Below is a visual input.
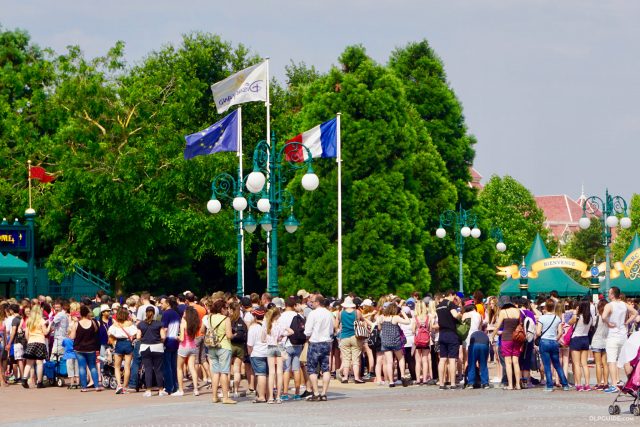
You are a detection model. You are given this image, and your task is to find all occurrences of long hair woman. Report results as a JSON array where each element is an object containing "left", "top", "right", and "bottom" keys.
[
  {"left": 569, "top": 299, "right": 593, "bottom": 391},
  {"left": 413, "top": 300, "right": 432, "bottom": 384},
  {"left": 21, "top": 304, "right": 50, "bottom": 388},
  {"left": 591, "top": 299, "right": 609, "bottom": 389},
  {"left": 107, "top": 307, "right": 138, "bottom": 394},
  {"left": 262, "top": 306, "right": 292, "bottom": 403},
  {"left": 137, "top": 306, "right": 166, "bottom": 397},
  {"left": 174, "top": 306, "right": 200, "bottom": 396},
  {"left": 490, "top": 296, "right": 522, "bottom": 390},
  {"left": 202, "top": 299, "right": 235, "bottom": 404},
  {"left": 70, "top": 305, "right": 103, "bottom": 391}
]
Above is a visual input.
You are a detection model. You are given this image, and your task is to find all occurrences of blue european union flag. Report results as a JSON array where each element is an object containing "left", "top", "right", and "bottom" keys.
[{"left": 184, "top": 109, "right": 239, "bottom": 160}]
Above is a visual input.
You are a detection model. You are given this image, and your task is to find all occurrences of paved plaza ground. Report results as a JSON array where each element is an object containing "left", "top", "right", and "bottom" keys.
[{"left": 2, "top": 378, "right": 637, "bottom": 427}]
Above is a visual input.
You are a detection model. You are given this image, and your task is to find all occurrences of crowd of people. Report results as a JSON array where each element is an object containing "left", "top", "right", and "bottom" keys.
[{"left": 1, "top": 286, "right": 640, "bottom": 404}]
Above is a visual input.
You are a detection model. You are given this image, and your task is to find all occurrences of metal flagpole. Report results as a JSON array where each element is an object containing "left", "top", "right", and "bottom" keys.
[
  {"left": 337, "top": 113, "right": 342, "bottom": 299},
  {"left": 265, "top": 58, "right": 271, "bottom": 293},
  {"left": 238, "top": 107, "right": 245, "bottom": 296},
  {"left": 27, "top": 160, "right": 32, "bottom": 209}
]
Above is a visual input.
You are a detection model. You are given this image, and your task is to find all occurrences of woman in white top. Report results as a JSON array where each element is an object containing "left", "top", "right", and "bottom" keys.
[
  {"left": 568, "top": 300, "right": 594, "bottom": 391},
  {"left": 262, "top": 307, "right": 292, "bottom": 404},
  {"left": 399, "top": 306, "right": 416, "bottom": 382},
  {"left": 107, "top": 307, "right": 138, "bottom": 394},
  {"left": 590, "top": 299, "right": 609, "bottom": 389}
]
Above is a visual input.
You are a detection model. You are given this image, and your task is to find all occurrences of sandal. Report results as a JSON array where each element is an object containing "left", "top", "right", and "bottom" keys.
[
  {"left": 252, "top": 398, "right": 266, "bottom": 403},
  {"left": 319, "top": 394, "right": 328, "bottom": 401},
  {"left": 80, "top": 388, "right": 89, "bottom": 392},
  {"left": 266, "top": 399, "right": 275, "bottom": 404},
  {"left": 275, "top": 398, "right": 282, "bottom": 404}
]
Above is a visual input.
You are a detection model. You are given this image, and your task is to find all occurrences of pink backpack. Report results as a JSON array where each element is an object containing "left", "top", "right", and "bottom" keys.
[{"left": 414, "top": 317, "right": 431, "bottom": 347}]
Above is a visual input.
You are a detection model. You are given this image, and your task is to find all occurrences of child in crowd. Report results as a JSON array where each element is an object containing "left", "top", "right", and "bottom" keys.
[{"left": 62, "top": 336, "right": 79, "bottom": 389}]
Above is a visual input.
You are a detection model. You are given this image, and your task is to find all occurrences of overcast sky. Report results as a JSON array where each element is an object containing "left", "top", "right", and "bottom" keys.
[{"left": 2, "top": 0, "right": 639, "bottom": 203}]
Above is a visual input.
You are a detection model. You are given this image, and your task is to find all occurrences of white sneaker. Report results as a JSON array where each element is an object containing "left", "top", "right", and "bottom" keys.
[
  {"left": 143, "top": 391, "right": 152, "bottom": 397},
  {"left": 158, "top": 390, "right": 169, "bottom": 397},
  {"left": 172, "top": 390, "right": 184, "bottom": 397}
]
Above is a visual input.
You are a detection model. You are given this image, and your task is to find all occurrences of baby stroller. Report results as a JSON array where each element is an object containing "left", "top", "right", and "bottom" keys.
[
  {"left": 609, "top": 347, "right": 640, "bottom": 416},
  {"left": 100, "top": 348, "right": 119, "bottom": 390},
  {"left": 43, "top": 353, "right": 68, "bottom": 388}
]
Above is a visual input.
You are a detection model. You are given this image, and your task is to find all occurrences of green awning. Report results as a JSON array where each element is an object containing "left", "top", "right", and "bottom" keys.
[
  {"left": 0, "top": 253, "right": 28, "bottom": 282},
  {"left": 500, "top": 234, "right": 588, "bottom": 297},
  {"left": 605, "top": 233, "right": 640, "bottom": 297}
]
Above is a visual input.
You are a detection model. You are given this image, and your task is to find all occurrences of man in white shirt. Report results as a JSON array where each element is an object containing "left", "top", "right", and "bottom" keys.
[
  {"left": 136, "top": 292, "right": 159, "bottom": 322},
  {"left": 303, "top": 295, "right": 334, "bottom": 401},
  {"left": 602, "top": 286, "right": 638, "bottom": 392}
]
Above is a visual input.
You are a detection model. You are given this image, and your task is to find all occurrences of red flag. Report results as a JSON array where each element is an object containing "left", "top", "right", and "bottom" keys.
[{"left": 30, "top": 166, "right": 55, "bottom": 183}]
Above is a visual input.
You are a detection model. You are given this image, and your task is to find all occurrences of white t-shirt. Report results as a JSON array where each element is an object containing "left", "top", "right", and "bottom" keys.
[
  {"left": 607, "top": 301, "right": 628, "bottom": 340},
  {"left": 465, "top": 311, "right": 483, "bottom": 347},
  {"left": 247, "top": 323, "right": 268, "bottom": 357},
  {"left": 243, "top": 311, "right": 255, "bottom": 326},
  {"left": 279, "top": 311, "right": 297, "bottom": 347},
  {"left": 399, "top": 318, "right": 415, "bottom": 348},
  {"left": 107, "top": 323, "right": 138, "bottom": 339},
  {"left": 136, "top": 304, "right": 159, "bottom": 322},
  {"left": 572, "top": 314, "right": 594, "bottom": 337}
]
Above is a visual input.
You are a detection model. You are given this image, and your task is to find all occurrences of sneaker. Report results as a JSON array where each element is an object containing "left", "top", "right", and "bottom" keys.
[
  {"left": 389, "top": 383, "right": 395, "bottom": 388},
  {"left": 300, "top": 390, "right": 312, "bottom": 398},
  {"left": 401, "top": 377, "right": 410, "bottom": 387},
  {"left": 426, "top": 379, "right": 438, "bottom": 386},
  {"left": 562, "top": 385, "right": 571, "bottom": 391},
  {"left": 172, "top": 390, "right": 184, "bottom": 396},
  {"left": 377, "top": 381, "right": 386, "bottom": 386},
  {"left": 439, "top": 385, "right": 448, "bottom": 390},
  {"left": 21, "top": 378, "right": 29, "bottom": 389},
  {"left": 482, "top": 384, "right": 492, "bottom": 389},
  {"left": 158, "top": 390, "right": 169, "bottom": 397},
  {"left": 575, "top": 385, "right": 583, "bottom": 392},
  {"left": 280, "top": 394, "right": 290, "bottom": 401},
  {"left": 603, "top": 386, "right": 619, "bottom": 393},
  {"left": 293, "top": 394, "right": 302, "bottom": 401},
  {"left": 583, "top": 385, "right": 592, "bottom": 392},
  {"left": 464, "top": 384, "right": 474, "bottom": 389},
  {"left": 143, "top": 390, "right": 152, "bottom": 397},
  {"left": 543, "top": 387, "right": 554, "bottom": 392},
  {"left": 394, "top": 379, "right": 402, "bottom": 386},
  {"left": 363, "top": 373, "right": 371, "bottom": 380},
  {"left": 115, "top": 386, "right": 123, "bottom": 395},
  {"left": 450, "top": 385, "right": 462, "bottom": 390}
]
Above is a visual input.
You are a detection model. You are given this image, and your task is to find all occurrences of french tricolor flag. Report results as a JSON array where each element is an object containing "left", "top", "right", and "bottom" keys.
[{"left": 285, "top": 118, "right": 337, "bottom": 162}]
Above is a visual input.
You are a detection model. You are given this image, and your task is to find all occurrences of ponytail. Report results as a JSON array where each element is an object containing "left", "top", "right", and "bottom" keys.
[{"left": 145, "top": 306, "right": 155, "bottom": 325}]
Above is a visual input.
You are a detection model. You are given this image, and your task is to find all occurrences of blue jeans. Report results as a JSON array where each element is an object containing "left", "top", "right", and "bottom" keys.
[
  {"left": 467, "top": 343, "right": 489, "bottom": 385},
  {"left": 539, "top": 339, "right": 568, "bottom": 388},
  {"left": 163, "top": 350, "right": 178, "bottom": 393},
  {"left": 128, "top": 340, "right": 141, "bottom": 388},
  {"left": 76, "top": 352, "right": 99, "bottom": 389}
]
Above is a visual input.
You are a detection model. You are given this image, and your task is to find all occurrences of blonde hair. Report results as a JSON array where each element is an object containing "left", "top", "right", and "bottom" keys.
[
  {"left": 415, "top": 301, "right": 428, "bottom": 318},
  {"left": 427, "top": 300, "right": 437, "bottom": 316},
  {"left": 27, "top": 304, "right": 42, "bottom": 331},
  {"left": 264, "top": 307, "right": 281, "bottom": 334},
  {"left": 69, "top": 302, "right": 80, "bottom": 313}
]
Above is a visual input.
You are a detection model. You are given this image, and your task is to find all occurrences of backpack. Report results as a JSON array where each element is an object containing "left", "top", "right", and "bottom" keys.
[
  {"left": 231, "top": 318, "right": 248, "bottom": 345},
  {"left": 414, "top": 316, "right": 431, "bottom": 347},
  {"left": 204, "top": 315, "right": 227, "bottom": 349},
  {"left": 368, "top": 326, "right": 381, "bottom": 349},
  {"left": 523, "top": 314, "right": 536, "bottom": 343},
  {"left": 288, "top": 314, "right": 307, "bottom": 345},
  {"left": 560, "top": 323, "right": 574, "bottom": 347}
]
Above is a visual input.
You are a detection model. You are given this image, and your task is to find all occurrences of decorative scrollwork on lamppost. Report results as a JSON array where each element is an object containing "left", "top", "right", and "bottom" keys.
[
  {"left": 212, "top": 134, "right": 318, "bottom": 297},
  {"left": 436, "top": 206, "right": 507, "bottom": 294},
  {"left": 578, "top": 189, "right": 631, "bottom": 293}
]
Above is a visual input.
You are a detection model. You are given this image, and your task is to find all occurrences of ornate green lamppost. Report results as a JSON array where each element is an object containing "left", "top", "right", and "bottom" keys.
[
  {"left": 209, "top": 134, "right": 318, "bottom": 297},
  {"left": 436, "top": 206, "right": 506, "bottom": 294},
  {"left": 578, "top": 189, "right": 631, "bottom": 293}
]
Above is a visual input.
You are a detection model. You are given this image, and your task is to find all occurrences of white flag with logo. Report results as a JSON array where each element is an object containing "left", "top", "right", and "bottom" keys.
[{"left": 211, "top": 61, "right": 268, "bottom": 114}]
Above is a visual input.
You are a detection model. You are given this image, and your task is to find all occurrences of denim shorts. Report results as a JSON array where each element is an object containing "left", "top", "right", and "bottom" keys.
[
  {"left": 306, "top": 342, "right": 330, "bottom": 375},
  {"left": 114, "top": 339, "right": 134, "bottom": 356},
  {"left": 283, "top": 345, "right": 303, "bottom": 372},
  {"left": 569, "top": 335, "right": 590, "bottom": 351},
  {"left": 266, "top": 345, "right": 283, "bottom": 358},
  {"left": 250, "top": 356, "right": 269, "bottom": 376},
  {"left": 208, "top": 348, "right": 232, "bottom": 374}
]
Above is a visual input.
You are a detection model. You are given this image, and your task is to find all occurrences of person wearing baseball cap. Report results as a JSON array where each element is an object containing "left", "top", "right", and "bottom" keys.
[{"left": 247, "top": 307, "right": 268, "bottom": 403}]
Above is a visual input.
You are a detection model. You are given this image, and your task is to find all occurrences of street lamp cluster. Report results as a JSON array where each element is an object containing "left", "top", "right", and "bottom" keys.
[
  {"left": 578, "top": 189, "right": 631, "bottom": 291},
  {"left": 208, "top": 135, "right": 318, "bottom": 296},
  {"left": 436, "top": 206, "right": 506, "bottom": 294}
]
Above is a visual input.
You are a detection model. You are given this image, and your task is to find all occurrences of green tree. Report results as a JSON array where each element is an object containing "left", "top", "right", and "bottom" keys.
[
  {"left": 276, "top": 45, "right": 456, "bottom": 298},
  {"left": 478, "top": 175, "right": 552, "bottom": 270},
  {"left": 612, "top": 194, "right": 640, "bottom": 261},
  {"left": 564, "top": 217, "right": 605, "bottom": 263},
  {"left": 388, "top": 41, "right": 477, "bottom": 209}
]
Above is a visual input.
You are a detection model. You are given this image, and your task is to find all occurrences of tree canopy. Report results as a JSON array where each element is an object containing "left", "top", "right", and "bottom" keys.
[{"left": 0, "top": 26, "right": 535, "bottom": 297}]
